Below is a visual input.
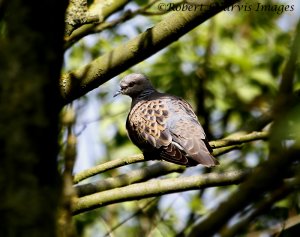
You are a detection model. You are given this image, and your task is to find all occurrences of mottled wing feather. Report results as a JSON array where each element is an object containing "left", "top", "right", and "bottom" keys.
[
  {"left": 171, "top": 125, "right": 217, "bottom": 166},
  {"left": 126, "top": 99, "right": 172, "bottom": 150},
  {"left": 168, "top": 98, "right": 218, "bottom": 166},
  {"left": 127, "top": 94, "right": 218, "bottom": 167},
  {"left": 159, "top": 143, "right": 190, "bottom": 165}
]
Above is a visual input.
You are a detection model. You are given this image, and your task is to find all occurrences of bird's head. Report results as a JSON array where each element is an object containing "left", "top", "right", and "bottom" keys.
[{"left": 114, "top": 73, "right": 154, "bottom": 98}]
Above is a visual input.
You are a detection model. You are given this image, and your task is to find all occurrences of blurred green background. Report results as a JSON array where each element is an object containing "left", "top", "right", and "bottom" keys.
[{"left": 63, "top": 0, "right": 300, "bottom": 236}]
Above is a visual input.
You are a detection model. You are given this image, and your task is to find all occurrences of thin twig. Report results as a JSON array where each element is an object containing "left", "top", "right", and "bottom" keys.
[
  {"left": 58, "top": 106, "right": 78, "bottom": 237},
  {"left": 101, "top": 198, "right": 158, "bottom": 237},
  {"left": 210, "top": 131, "right": 269, "bottom": 149}
]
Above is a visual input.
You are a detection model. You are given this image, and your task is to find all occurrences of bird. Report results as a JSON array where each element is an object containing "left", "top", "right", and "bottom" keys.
[{"left": 114, "top": 73, "right": 218, "bottom": 167}]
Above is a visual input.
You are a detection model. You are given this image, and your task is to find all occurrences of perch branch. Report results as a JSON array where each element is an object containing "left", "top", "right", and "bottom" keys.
[
  {"left": 72, "top": 169, "right": 248, "bottom": 215},
  {"left": 75, "top": 162, "right": 185, "bottom": 197},
  {"left": 74, "top": 130, "right": 268, "bottom": 183}
]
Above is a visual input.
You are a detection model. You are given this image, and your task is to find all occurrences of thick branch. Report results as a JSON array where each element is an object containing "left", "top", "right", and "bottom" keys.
[
  {"left": 75, "top": 162, "right": 185, "bottom": 197},
  {"left": 187, "top": 148, "right": 300, "bottom": 237},
  {"left": 65, "top": 0, "right": 88, "bottom": 36},
  {"left": 72, "top": 170, "right": 248, "bottom": 215},
  {"left": 74, "top": 146, "right": 240, "bottom": 197},
  {"left": 65, "top": 0, "right": 130, "bottom": 48},
  {"left": 60, "top": 0, "right": 239, "bottom": 104},
  {"left": 74, "top": 130, "right": 267, "bottom": 183},
  {"left": 221, "top": 177, "right": 300, "bottom": 237},
  {"left": 65, "top": 0, "right": 164, "bottom": 49}
]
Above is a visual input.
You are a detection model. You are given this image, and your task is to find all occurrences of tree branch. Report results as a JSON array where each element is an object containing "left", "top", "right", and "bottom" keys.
[
  {"left": 212, "top": 145, "right": 242, "bottom": 156},
  {"left": 65, "top": 0, "right": 89, "bottom": 36},
  {"left": 74, "top": 130, "right": 268, "bottom": 183},
  {"left": 246, "top": 215, "right": 300, "bottom": 236},
  {"left": 75, "top": 162, "right": 185, "bottom": 197},
  {"left": 102, "top": 198, "right": 158, "bottom": 237},
  {"left": 270, "top": 19, "right": 300, "bottom": 149},
  {"left": 65, "top": 0, "right": 168, "bottom": 49},
  {"left": 65, "top": 0, "right": 130, "bottom": 48},
  {"left": 73, "top": 154, "right": 145, "bottom": 184},
  {"left": 210, "top": 131, "right": 268, "bottom": 149},
  {"left": 220, "top": 176, "right": 300, "bottom": 237},
  {"left": 187, "top": 148, "right": 300, "bottom": 237},
  {"left": 60, "top": 0, "right": 240, "bottom": 105},
  {"left": 58, "top": 106, "right": 77, "bottom": 237},
  {"left": 72, "top": 169, "right": 248, "bottom": 215},
  {"left": 277, "top": 20, "right": 300, "bottom": 101}
]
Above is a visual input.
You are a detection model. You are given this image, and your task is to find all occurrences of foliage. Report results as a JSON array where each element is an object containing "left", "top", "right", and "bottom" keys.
[
  {"left": 1, "top": 0, "right": 299, "bottom": 236},
  {"left": 61, "top": 0, "right": 300, "bottom": 236}
]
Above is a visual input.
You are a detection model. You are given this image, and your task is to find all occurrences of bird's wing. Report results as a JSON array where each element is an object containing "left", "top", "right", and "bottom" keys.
[
  {"left": 126, "top": 99, "right": 172, "bottom": 149},
  {"left": 127, "top": 96, "right": 218, "bottom": 166},
  {"left": 169, "top": 118, "right": 217, "bottom": 166},
  {"left": 166, "top": 98, "right": 218, "bottom": 166}
]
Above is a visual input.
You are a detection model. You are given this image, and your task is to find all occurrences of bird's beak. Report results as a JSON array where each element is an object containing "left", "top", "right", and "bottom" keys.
[{"left": 113, "top": 89, "right": 122, "bottom": 97}]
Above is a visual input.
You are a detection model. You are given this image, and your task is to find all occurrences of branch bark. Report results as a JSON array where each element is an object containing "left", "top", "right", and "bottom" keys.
[
  {"left": 65, "top": 0, "right": 130, "bottom": 48},
  {"left": 75, "top": 162, "right": 185, "bottom": 197},
  {"left": 221, "top": 177, "right": 300, "bottom": 237},
  {"left": 74, "top": 130, "right": 268, "bottom": 183},
  {"left": 187, "top": 149, "right": 300, "bottom": 237},
  {"left": 211, "top": 131, "right": 268, "bottom": 148},
  {"left": 0, "top": 1, "right": 67, "bottom": 236},
  {"left": 72, "top": 169, "right": 248, "bottom": 215},
  {"left": 60, "top": 0, "right": 239, "bottom": 105},
  {"left": 73, "top": 154, "right": 145, "bottom": 184}
]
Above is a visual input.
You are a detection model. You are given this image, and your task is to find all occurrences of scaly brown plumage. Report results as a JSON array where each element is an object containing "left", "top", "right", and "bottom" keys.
[{"left": 114, "top": 73, "right": 218, "bottom": 167}]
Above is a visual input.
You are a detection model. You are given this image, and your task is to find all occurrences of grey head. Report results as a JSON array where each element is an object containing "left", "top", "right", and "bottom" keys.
[{"left": 114, "top": 73, "right": 156, "bottom": 99}]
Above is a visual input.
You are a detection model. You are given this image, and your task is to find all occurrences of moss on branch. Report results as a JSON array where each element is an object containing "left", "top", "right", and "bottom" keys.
[
  {"left": 72, "top": 169, "right": 248, "bottom": 215},
  {"left": 75, "top": 162, "right": 185, "bottom": 197},
  {"left": 211, "top": 131, "right": 269, "bottom": 148},
  {"left": 74, "top": 130, "right": 268, "bottom": 184},
  {"left": 73, "top": 154, "right": 145, "bottom": 184},
  {"left": 65, "top": 0, "right": 130, "bottom": 47},
  {"left": 60, "top": 0, "right": 239, "bottom": 104}
]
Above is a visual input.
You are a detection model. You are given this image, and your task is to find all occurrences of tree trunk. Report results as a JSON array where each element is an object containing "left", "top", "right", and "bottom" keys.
[{"left": 0, "top": 1, "right": 67, "bottom": 236}]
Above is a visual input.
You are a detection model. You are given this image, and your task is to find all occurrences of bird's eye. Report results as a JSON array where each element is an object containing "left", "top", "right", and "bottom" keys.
[{"left": 128, "top": 82, "right": 135, "bottom": 87}]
